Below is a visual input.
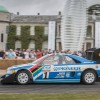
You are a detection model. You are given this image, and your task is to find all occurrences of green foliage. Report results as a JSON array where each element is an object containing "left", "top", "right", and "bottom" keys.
[
  {"left": 7, "top": 25, "right": 48, "bottom": 50},
  {"left": 15, "top": 35, "right": 21, "bottom": 40},
  {"left": 34, "top": 26, "right": 48, "bottom": 50},
  {"left": 21, "top": 26, "right": 30, "bottom": 49},
  {"left": 7, "top": 25, "right": 16, "bottom": 50}
]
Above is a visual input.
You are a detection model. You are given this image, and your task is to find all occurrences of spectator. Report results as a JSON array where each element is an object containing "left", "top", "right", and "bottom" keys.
[
  {"left": 29, "top": 50, "right": 36, "bottom": 60},
  {"left": 21, "top": 49, "right": 26, "bottom": 59},
  {"left": 66, "top": 49, "right": 72, "bottom": 54},
  {"left": 77, "top": 51, "right": 82, "bottom": 57},
  {"left": 0, "top": 49, "right": 5, "bottom": 59},
  {"left": 48, "top": 49, "right": 52, "bottom": 54},
  {"left": 73, "top": 51, "right": 78, "bottom": 55},
  {"left": 81, "top": 51, "right": 86, "bottom": 58},
  {"left": 24, "top": 49, "right": 30, "bottom": 59},
  {"left": 17, "top": 53, "right": 23, "bottom": 59},
  {"left": 36, "top": 50, "right": 42, "bottom": 59},
  {"left": 6, "top": 49, "right": 16, "bottom": 59}
]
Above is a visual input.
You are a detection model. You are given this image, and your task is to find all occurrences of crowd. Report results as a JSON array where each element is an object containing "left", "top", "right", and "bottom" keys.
[{"left": 0, "top": 49, "right": 86, "bottom": 60}]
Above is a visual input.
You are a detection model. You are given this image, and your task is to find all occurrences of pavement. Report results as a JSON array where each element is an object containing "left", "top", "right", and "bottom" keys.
[{"left": 0, "top": 82, "right": 100, "bottom": 93}]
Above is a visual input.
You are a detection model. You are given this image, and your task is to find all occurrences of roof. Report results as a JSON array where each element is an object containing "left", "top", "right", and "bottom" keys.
[
  {"left": 66, "top": 54, "right": 96, "bottom": 64},
  {"left": 11, "top": 15, "right": 59, "bottom": 23},
  {"left": 0, "top": 5, "right": 8, "bottom": 13}
]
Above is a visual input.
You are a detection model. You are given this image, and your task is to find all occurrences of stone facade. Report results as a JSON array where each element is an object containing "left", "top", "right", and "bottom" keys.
[
  {"left": 0, "top": 12, "right": 10, "bottom": 50},
  {"left": 0, "top": 5, "right": 100, "bottom": 51}
]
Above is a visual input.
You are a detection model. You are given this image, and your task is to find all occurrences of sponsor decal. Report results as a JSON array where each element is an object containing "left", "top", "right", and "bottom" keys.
[
  {"left": 55, "top": 72, "right": 65, "bottom": 78},
  {"left": 77, "top": 73, "right": 81, "bottom": 76},
  {"left": 42, "top": 65, "right": 51, "bottom": 72},
  {"left": 66, "top": 72, "right": 70, "bottom": 78},
  {"left": 54, "top": 66, "right": 81, "bottom": 71}
]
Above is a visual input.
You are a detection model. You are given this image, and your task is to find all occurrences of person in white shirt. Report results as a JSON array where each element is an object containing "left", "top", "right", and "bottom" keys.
[{"left": 24, "top": 49, "right": 30, "bottom": 59}]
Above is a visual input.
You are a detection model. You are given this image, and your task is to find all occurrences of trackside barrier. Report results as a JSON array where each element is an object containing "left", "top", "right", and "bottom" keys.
[{"left": 0, "top": 59, "right": 33, "bottom": 70}]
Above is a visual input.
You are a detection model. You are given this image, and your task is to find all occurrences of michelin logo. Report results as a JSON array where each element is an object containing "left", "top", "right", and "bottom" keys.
[{"left": 54, "top": 66, "right": 81, "bottom": 71}]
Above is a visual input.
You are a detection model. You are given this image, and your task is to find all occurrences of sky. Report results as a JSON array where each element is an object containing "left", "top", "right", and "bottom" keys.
[{"left": 0, "top": 0, "right": 100, "bottom": 15}]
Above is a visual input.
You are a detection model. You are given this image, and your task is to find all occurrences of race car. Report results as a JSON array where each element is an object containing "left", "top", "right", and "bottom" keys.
[{"left": 1, "top": 53, "right": 100, "bottom": 85}]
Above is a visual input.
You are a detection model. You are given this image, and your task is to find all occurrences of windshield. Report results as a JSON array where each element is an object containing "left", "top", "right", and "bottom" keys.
[{"left": 32, "top": 55, "right": 49, "bottom": 64}]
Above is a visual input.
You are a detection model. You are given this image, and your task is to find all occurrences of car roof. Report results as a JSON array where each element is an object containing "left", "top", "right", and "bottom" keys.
[{"left": 65, "top": 54, "right": 94, "bottom": 63}]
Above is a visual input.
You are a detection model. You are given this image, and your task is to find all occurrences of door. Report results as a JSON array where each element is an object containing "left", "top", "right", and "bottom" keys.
[{"left": 42, "top": 54, "right": 67, "bottom": 79}]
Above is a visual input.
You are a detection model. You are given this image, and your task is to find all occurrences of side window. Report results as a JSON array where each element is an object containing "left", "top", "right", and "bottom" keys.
[
  {"left": 64, "top": 56, "right": 76, "bottom": 64},
  {"left": 42, "top": 56, "right": 55, "bottom": 65},
  {"left": 42, "top": 55, "right": 67, "bottom": 65},
  {"left": 55, "top": 55, "right": 66, "bottom": 64}
]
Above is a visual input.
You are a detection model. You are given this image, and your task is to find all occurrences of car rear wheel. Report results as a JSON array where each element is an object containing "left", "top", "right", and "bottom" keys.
[
  {"left": 81, "top": 70, "right": 96, "bottom": 85},
  {"left": 16, "top": 71, "right": 30, "bottom": 85}
]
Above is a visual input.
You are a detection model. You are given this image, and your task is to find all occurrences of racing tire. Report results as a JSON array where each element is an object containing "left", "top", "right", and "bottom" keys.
[
  {"left": 81, "top": 70, "right": 96, "bottom": 85},
  {"left": 16, "top": 71, "right": 30, "bottom": 85}
]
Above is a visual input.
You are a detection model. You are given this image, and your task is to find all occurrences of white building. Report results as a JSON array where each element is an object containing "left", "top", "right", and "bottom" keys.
[
  {"left": 0, "top": 5, "right": 10, "bottom": 51},
  {"left": 61, "top": 0, "right": 87, "bottom": 51}
]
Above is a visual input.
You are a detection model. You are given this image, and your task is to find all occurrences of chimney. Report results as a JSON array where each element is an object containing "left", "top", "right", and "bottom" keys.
[
  {"left": 37, "top": 13, "right": 40, "bottom": 15},
  {"left": 17, "top": 12, "right": 20, "bottom": 15},
  {"left": 58, "top": 11, "right": 61, "bottom": 15}
]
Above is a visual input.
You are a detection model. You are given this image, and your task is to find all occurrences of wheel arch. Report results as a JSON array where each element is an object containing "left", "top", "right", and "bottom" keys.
[
  {"left": 15, "top": 69, "right": 33, "bottom": 80},
  {"left": 81, "top": 68, "right": 98, "bottom": 79}
]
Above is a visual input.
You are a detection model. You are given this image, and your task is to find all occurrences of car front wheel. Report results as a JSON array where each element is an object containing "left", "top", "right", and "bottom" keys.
[
  {"left": 81, "top": 70, "right": 96, "bottom": 85},
  {"left": 16, "top": 71, "right": 30, "bottom": 85}
]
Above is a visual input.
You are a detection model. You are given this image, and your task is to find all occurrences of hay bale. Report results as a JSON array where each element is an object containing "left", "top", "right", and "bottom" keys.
[{"left": 0, "top": 59, "right": 33, "bottom": 70}]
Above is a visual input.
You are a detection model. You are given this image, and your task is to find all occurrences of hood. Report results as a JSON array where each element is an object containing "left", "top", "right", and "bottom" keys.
[{"left": 8, "top": 63, "right": 36, "bottom": 70}]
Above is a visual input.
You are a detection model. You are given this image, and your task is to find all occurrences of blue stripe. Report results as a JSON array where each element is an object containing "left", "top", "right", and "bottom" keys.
[
  {"left": 66, "top": 54, "right": 96, "bottom": 64},
  {"left": 34, "top": 79, "right": 80, "bottom": 83}
]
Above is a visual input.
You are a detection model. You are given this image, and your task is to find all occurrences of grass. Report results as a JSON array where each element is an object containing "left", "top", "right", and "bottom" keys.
[{"left": 0, "top": 93, "right": 100, "bottom": 100}]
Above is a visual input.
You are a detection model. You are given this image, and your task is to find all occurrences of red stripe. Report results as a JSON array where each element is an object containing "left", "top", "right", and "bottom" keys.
[{"left": 29, "top": 54, "right": 54, "bottom": 72}]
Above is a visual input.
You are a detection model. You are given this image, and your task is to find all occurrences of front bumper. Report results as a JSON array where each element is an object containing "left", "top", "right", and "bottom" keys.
[{"left": 0, "top": 74, "right": 16, "bottom": 84}]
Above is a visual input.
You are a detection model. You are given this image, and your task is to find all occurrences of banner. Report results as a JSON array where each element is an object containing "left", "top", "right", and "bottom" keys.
[
  {"left": 95, "top": 22, "right": 100, "bottom": 48},
  {"left": 48, "top": 21, "right": 56, "bottom": 50}
]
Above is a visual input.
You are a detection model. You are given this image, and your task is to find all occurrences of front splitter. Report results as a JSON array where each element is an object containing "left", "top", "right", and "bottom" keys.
[{"left": 0, "top": 73, "right": 16, "bottom": 84}]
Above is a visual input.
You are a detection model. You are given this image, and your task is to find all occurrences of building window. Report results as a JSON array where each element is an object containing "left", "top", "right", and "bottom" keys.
[
  {"left": 16, "top": 26, "right": 21, "bottom": 35},
  {"left": 6, "top": 26, "right": 9, "bottom": 34},
  {"left": 59, "top": 25, "right": 61, "bottom": 36},
  {"left": 29, "top": 41, "right": 35, "bottom": 50},
  {"left": 1, "top": 33, "right": 3, "bottom": 42},
  {"left": 44, "top": 26, "right": 48, "bottom": 35},
  {"left": 15, "top": 41, "right": 21, "bottom": 49},
  {"left": 86, "top": 42, "right": 91, "bottom": 50},
  {"left": 59, "top": 42, "right": 62, "bottom": 50},
  {"left": 30, "top": 26, "right": 35, "bottom": 35},
  {"left": 86, "top": 26, "right": 92, "bottom": 37},
  {"left": 42, "top": 41, "right": 48, "bottom": 50}
]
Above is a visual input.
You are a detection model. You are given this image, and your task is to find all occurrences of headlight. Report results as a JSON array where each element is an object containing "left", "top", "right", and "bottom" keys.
[
  {"left": 6, "top": 69, "right": 12, "bottom": 74},
  {"left": 6, "top": 69, "right": 16, "bottom": 74}
]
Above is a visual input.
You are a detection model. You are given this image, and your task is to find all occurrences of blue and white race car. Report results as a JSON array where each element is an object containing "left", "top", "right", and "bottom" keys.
[{"left": 1, "top": 54, "right": 100, "bottom": 85}]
